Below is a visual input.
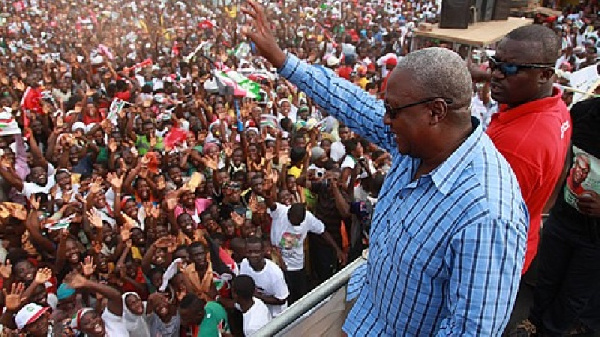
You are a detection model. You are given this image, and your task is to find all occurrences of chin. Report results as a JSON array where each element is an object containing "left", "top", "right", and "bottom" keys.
[{"left": 395, "top": 144, "right": 409, "bottom": 155}]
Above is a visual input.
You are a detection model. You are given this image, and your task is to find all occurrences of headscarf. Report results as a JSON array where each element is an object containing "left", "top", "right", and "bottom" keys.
[
  {"left": 278, "top": 98, "right": 290, "bottom": 107},
  {"left": 70, "top": 307, "right": 94, "bottom": 333},
  {"left": 122, "top": 292, "right": 151, "bottom": 337},
  {"left": 203, "top": 141, "right": 219, "bottom": 155}
]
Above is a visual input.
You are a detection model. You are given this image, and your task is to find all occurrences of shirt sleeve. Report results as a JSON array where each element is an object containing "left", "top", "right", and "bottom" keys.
[
  {"left": 272, "top": 265, "right": 290, "bottom": 301},
  {"left": 437, "top": 218, "right": 527, "bottom": 336},
  {"left": 46, "top": 162, "right": 56, "bottom": 178},
  {"left": 13, "top": 134, "right": 29, "bottom": 180},
  {"left": 346, "top": 262, "right": 367, "bottom": 301},
  {"left": 495, "top": 150, "right": 540, "bottom": 203},
  {"left": 278, "top": 53, "right": 394, "bottom": 153},
  {"left": 306, "top": 211, "right": 325, "bottom": 235},
  {"left": 267, "top": 203, "right": 286, "bottom": 221},
  {"left": 21, "top": 182, "right": 36, "bottom": 198}
]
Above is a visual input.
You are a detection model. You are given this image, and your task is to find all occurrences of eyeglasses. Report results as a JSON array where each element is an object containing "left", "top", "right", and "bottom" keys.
[
  {"left": 384, "top": 97, "right": 453, "bottom": 119},
  {"left": 488, "top": 56, "right": 553, "bottom": 76}
]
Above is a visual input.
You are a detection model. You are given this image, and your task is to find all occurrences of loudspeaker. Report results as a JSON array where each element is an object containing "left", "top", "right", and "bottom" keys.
[
  {"left": 478, "top": 0, "right": 495, "bottom": 21},
  {"left": 440, "top": 0, "right": 471, "bottom": 29},
  {"left": 492, "top": 0, "right": 510, "bottom": 20}
]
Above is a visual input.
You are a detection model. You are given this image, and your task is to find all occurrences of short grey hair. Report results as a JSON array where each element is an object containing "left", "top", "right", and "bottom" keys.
[{"left": 395, "top": 47, "right": 473, "bottom": 109}]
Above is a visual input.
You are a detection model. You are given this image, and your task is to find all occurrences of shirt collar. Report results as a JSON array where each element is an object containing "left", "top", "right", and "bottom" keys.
[{"left": 429, "top": 117, "right": 483, "bottom": 195}]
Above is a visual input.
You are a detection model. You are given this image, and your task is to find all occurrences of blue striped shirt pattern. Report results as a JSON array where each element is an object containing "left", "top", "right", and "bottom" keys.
[{"left": 278, "top": 53, "right": 529, "bottom": 336}]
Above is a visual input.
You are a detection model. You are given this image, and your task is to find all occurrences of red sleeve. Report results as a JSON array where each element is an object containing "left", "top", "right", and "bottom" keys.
[{"left": 498, "top": 150, "right": 541, "bottom": 203}]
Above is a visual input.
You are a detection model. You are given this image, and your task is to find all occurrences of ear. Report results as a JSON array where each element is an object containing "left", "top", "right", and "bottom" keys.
[
  {"left": 428, "top": 99, "right": 448, "bottom": 125},
  {"left": 539, "top": 68, "right": 555, "bottom": 84}
]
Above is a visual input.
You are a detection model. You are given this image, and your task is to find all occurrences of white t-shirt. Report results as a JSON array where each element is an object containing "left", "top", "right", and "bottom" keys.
[
  {"left": 268, "top": 203, "right": 324, "bottom": 271},
  {"left": 341, "top": 156, "right": 376, "bottom": 180},
  {"left": 330, "top": 141, "right": 346, "bottom": 162},
  {"left": 101, "top": 308, "right": 129, "bottom": 337},
  {"left": 21, "top": 163, "right": 56, "bottom": 199},
  {"left": 243, "top": 298, "right": 272, "bottom": 336},
  {"left": 239, "top": 259, "right": 289, "bottom": 317},
  {"left": 55, "top": 184, "right": 80, "bottom": 203}
]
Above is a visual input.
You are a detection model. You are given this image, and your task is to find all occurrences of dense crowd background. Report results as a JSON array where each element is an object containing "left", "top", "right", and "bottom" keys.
[{"left": 0, "top": 0, "right": 597, "bottom": 335}]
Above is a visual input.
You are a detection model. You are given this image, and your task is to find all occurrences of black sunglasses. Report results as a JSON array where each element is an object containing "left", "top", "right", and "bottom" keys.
[
  {"left": 384, "top": 97, "right": 453, "bottom": 119},
  {"left": 488, "top": 56, "right": 553, "bottom": 76}
]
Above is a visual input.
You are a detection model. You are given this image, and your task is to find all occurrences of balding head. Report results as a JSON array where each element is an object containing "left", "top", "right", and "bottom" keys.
[{"left": 394, "top": 47, "right": 473, "bottom": 110}]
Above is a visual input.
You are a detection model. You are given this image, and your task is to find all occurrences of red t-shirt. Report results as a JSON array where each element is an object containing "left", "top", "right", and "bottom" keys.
[
  {"left": 121, "top": 267, "right": 148, "bottom": 300},
  {"left": 337, "top": 66, "right": 353, "bottom": 80},
  {"left": 114, "top": 91, "right": 131, "bottom": 102},
  {"left": 380, "top": 72, "right": 392, "bottom": 94},
  {"left": 486, "top": 88, "right": 571, "bottom": 273}
]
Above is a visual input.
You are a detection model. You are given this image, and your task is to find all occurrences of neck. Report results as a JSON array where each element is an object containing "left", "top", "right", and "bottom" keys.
[
  {"left": 159, "top": 308, "right": 174, "bottom": 323},
  {"left": 415, "top": 126, "right": 472, "bottom": 180},
  {"left": 239, "top": 298, "right": 254, "bottom": 313},
  {"left": 196, "top": 264, "right": 207, "bottom": 274},
  {"left": 507, "top": 88, "right": 553, "bottom": 109},
  {"left": 251, "top": 259, "right": 265, "bottom": 271}
]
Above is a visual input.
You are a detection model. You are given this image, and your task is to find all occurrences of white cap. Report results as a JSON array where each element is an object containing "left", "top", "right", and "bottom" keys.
[
  {"left": 327, "top": 56, "right": 340, "bottom": 67},
  {"left": 71, "top": 122, "right": 86, "bottom": 133},
  {"left": 15, "top": 303, "right": 49, "bottom": 330}
]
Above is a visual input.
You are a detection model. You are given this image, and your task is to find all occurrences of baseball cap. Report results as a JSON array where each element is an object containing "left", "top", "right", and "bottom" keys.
[
  {"left": 327, "top": 56, "right": 340, "bottom": 67},
  {"left": 15, "top": 303, "right": 49, "bottom": 329}
]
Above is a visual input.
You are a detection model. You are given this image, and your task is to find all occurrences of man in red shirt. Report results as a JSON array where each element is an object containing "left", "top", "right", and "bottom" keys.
[
  {"left": 337, "top": 56, "right": 354, "bottom": 81},
  {"left": 379, "top": 57, "right": 397, "bottom": 95},
  {"left": 474, "top": 25, "right": 572, "bottom": 274}
]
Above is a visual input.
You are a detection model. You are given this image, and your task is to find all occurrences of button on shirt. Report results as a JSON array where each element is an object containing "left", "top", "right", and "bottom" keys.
[{"left": 278, "top": 53, "right": 529, "bottom": 335}]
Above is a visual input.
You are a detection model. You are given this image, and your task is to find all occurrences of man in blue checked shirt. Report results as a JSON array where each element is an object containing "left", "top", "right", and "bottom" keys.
[{"left": 241, "top": 1, "right": 529, "bottom": 335}]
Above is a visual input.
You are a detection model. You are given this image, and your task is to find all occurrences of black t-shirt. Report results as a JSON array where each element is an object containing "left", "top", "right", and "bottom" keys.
[
  {"left": 551, "top": 97, "right": 600, "bottom": 234},
  {"left": 311, "top": 181, "right": 351, "bottom": 242}
]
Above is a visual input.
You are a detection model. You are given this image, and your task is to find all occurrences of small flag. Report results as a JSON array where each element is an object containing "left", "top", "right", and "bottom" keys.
[
  {"left": 122, "top": 58, "right": 153, "bottom": 74},
  {"left": 214, "top": 70, "right": 261, "bottom": 99},
  {"left": 20, "top": 86, "right": 42, "bottom": 128},
  {"left": 97, "top": 44, "right": 114, "bottom": 60},
  {"left": 43, "top": 214, "right": 75, "bottom": 231},
  {"left": 164, "top": 127, "right": 188, "bottom": 149},
  {"left": 183, "top": 41, "right": 208, "bottom": 63},
  {"left": 107, "top": 98, "right": 125, "bottom": 124},
  {"left": 260, "top": 114, "right": 278, "bottom": 129}
]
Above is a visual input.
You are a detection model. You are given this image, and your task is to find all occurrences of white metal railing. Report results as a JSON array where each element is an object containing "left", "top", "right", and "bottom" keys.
[{"left": 253, "top": 256, "right": 367, "bottom": 337}]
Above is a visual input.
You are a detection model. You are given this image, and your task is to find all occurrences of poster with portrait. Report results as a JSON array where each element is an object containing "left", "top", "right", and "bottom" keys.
[{"left": 564, "top": 146, "right": 600, "bottom": 210}]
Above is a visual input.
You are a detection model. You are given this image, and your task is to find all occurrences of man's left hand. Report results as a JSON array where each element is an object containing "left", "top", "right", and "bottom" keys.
[{"left": 577, "top": 191, "right": 600, "bottom": 217}]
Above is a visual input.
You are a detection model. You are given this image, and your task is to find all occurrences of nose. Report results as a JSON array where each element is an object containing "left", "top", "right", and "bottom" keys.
[{"left": 491, "top": 67, "right": 505, "bottom": 79}]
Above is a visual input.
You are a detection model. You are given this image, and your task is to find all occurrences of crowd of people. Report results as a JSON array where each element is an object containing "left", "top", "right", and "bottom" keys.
[{"left": 0, "top": 0, "right": 598, "bottom": 334}]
